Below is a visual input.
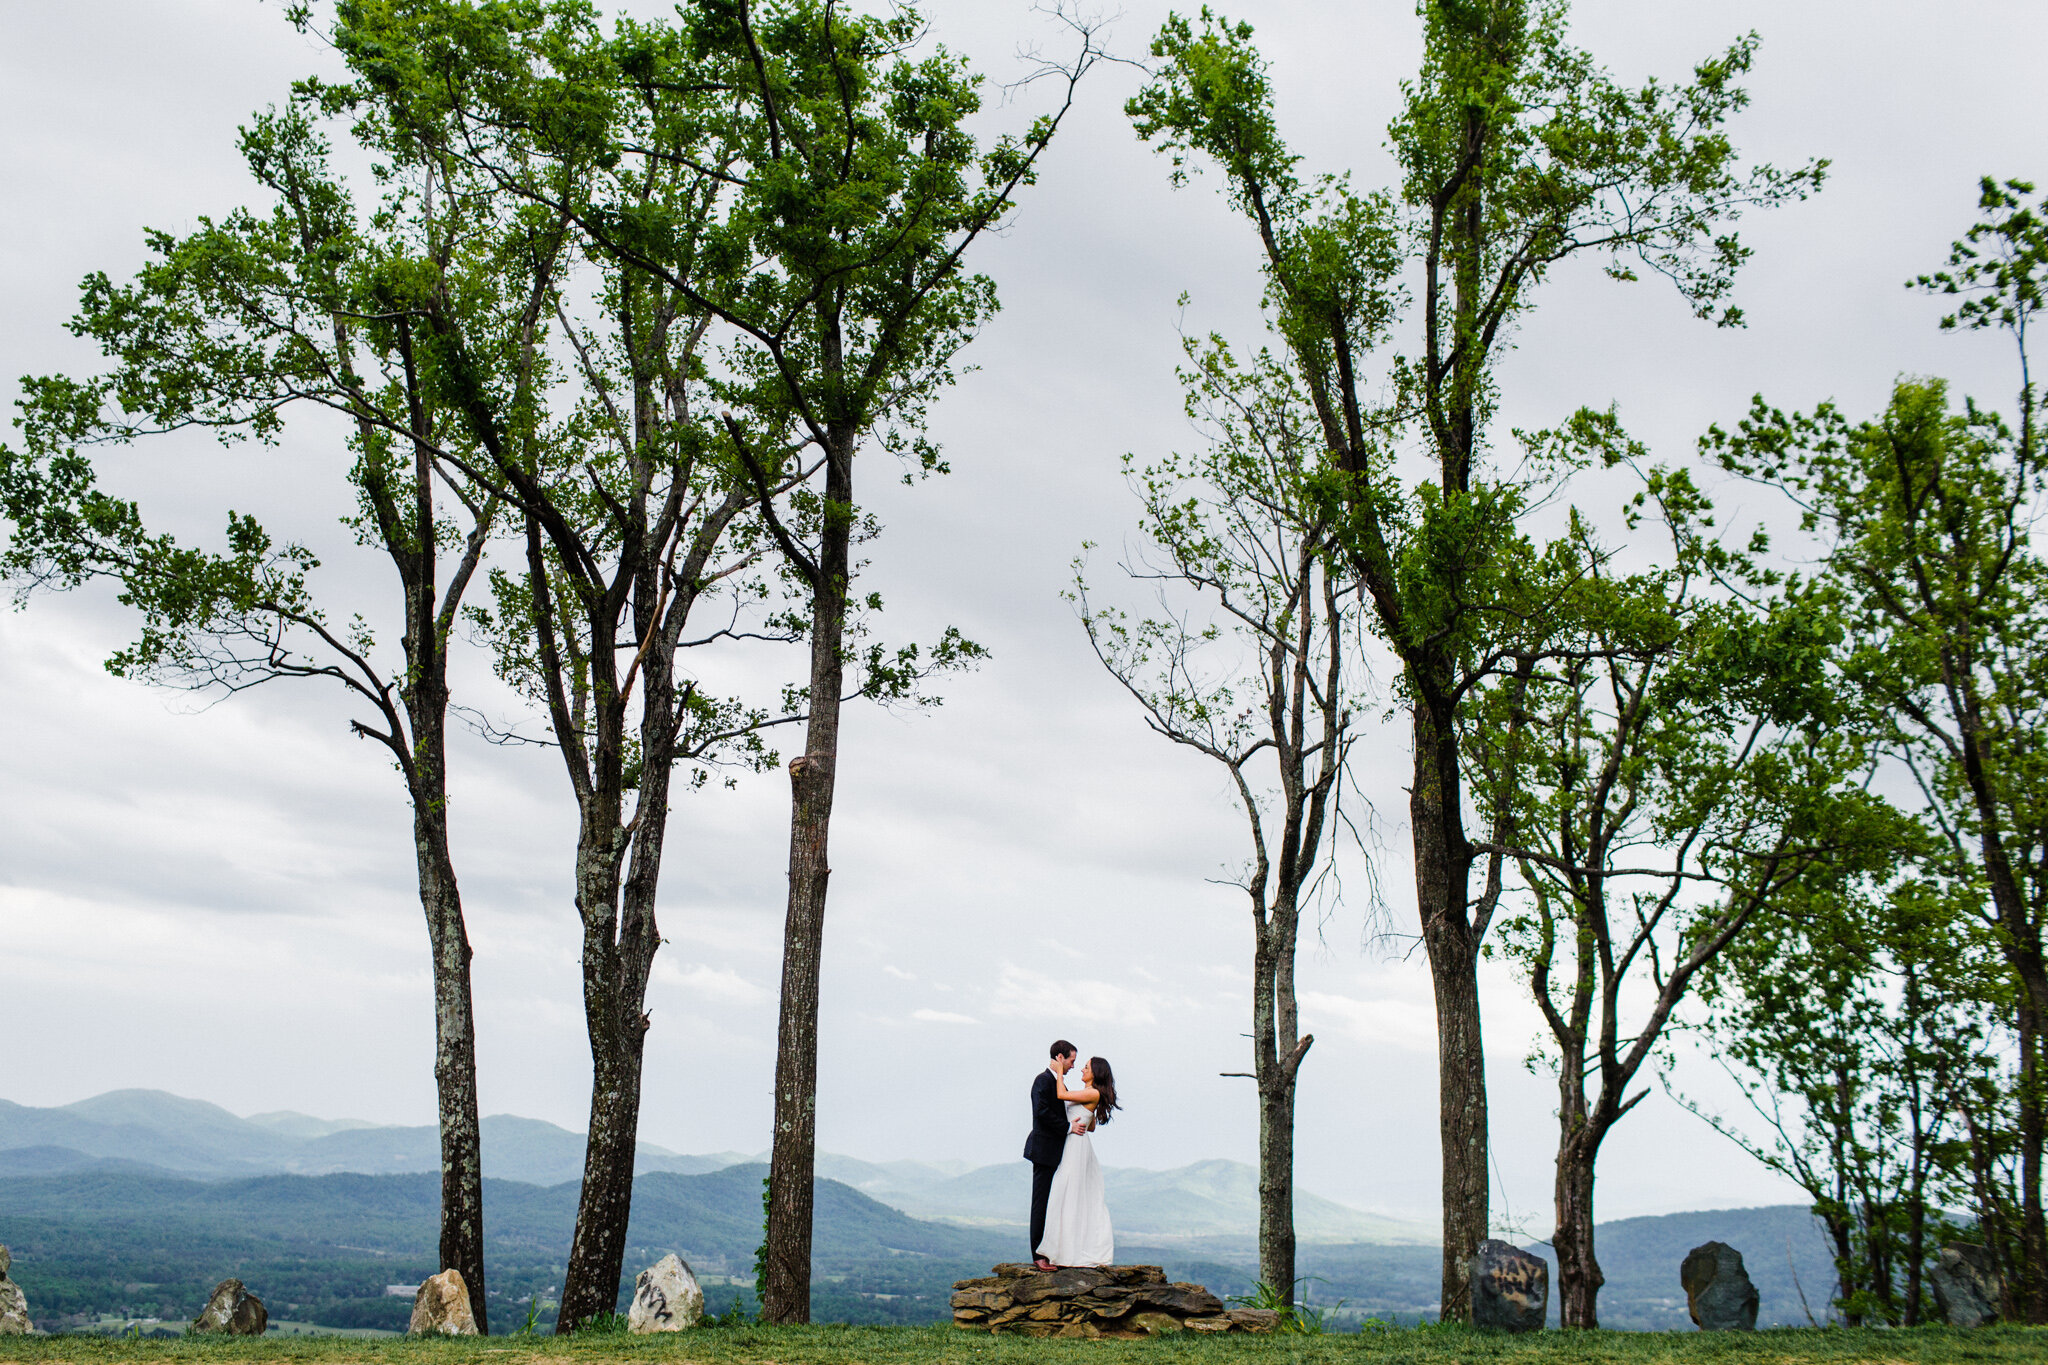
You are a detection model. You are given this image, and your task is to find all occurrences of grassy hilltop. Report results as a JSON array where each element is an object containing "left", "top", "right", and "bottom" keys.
[{"left": 1, "top": 1323, "right": 2046, "bottom": 1365}]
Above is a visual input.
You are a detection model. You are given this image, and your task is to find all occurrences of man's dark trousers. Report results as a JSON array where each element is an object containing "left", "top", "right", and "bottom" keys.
[
  {"left": 1023, "top": 1065, "right": 1068, "bottom": 1260},
  {"left": 1029, "top": 1160, "right": 1058, "bottom": 1257}
]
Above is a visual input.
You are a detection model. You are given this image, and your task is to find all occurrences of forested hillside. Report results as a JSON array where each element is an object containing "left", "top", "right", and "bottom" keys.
[{"left": 0, "top": 1166, "right": 1837, "bottom": 1332}]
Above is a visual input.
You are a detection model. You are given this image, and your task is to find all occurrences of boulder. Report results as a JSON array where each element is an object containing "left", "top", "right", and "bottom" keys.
[
  {"left": 191, "top": 1279, "right": 268, "bottom": 1336},
  {"left": 628, "top": 1253, "right": 704, "bottom": 1333},
  {"left": 1930, "top": 1243, "right": 2001, "bottom": 1328},
  {"left": 0, "top": 1244, "right": 27, "bottom": 1337},
  {"left": 1470, "top": 1239, "right": 1547, "bottom": 1332},
  {"left": 409, "top": 1269, "right": 479, "bottom": 1336},
  {"left": 0, "top": 1282, "right": 27, "bottom": 1337},
  {"left": 1127, "top": 1311, "right": 1181, "bottom": 1335},
  {"left": 1681, "top": 1241, "right": 1758, "bottom": 1331}
]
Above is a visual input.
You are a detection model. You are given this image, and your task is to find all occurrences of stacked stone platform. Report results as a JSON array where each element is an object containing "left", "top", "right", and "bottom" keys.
[{"left": 951, "top": 1264, "right": 1280, "bottom": 1338}]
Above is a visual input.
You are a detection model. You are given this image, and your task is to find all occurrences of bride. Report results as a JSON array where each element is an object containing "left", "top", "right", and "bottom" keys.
[{"left": 1036, "top": 1055, "right": 1120, "bottom": 1268}]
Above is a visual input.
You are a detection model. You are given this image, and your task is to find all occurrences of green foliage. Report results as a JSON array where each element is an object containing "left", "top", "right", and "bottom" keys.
[
  {"left": 566, "top": 1311, "right": 629, "bottom": 1336},
  {"left": 1700, "top": 180, "right": 2048, "bottom": 1317},
  {"left": 514, "top": 1294, "right": 552, "bottom": 1339},
  {"left": 1227, "top": 1279, "right": 1343, "bottom": 1335},
  {"left": 1127, "top": 1, "right": 1826, "bottom": 1320}
]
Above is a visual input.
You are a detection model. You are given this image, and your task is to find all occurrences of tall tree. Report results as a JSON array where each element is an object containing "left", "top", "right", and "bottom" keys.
[
  {"left": 1692, "top": 871, "right": 2001, "bottom": 1324},
  {"left": 1469, "top": 458, "right": 1898, "bottom": 1326},
  {"left": 349, "top": 0, "right": 1098, "bottom": 1321},
  {"left": 1128, "top": 0, "right": 1821, "bottom": 1316},
  {"left": 0, "top": 98, "right": 533, "bottom": 1328},
  {"left": 1709, "top": 181, "right": 2048, "bottom": 1317},
  {"left": 313, "top": 2, "right": 808, "bottom": 1327},
  {"left": 1074, "top": 333, "right": 1367, "bottom": 1306},
  {"left": 413, "top": 0, "right": 1103, "bottom": 1321}
]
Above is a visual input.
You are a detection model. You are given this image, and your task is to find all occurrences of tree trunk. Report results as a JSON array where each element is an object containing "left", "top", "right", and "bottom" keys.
[
  {"left": 1553, "top": 1134, "right": 1601, "bottom": 1330},
  {"left": 404, "top": 542, "right": 489, "bottom": 1332},
  {"left": 1252, "top": 917, "right": 1301, "bottom": 1306},
  {"left": 2020, "top": 990, "right": 2047, "bottom": 1322},
  {"left": 554, "top": 661, "right": 674, "bottom": 1331},
  {"left": 416, "top": 800, "right": 488, "bottom": 1334},
  {"left": 1904, "top": 1180, "right": 1926, "bottom": 1326},
  {"left": 558, "top": 1006, "right": 648, "bottom": 1329},
  {"left": 1824, "top": 1209, "right": 1857, "bottom": 1327},
  {"left": 762, "top": 430, "right": 853, "bottom": 1326},
  {"left": 1257, "top": 1074, "right": 1298, "bottom": 1306},
  {"left": 1412, "top": 701, "right": 1487, "bottom": 1322}
]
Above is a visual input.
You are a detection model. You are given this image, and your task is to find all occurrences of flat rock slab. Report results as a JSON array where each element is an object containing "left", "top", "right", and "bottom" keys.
[
  {"left": 1681, "top": 1241, "right": 1759, "bottom": 1331},
  {"left": 954, "top": 1265, "right": 1269, "bottom": 1336}
]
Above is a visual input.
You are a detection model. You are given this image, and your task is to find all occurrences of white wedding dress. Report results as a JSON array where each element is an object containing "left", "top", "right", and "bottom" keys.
[{"left": 1036, "top": 1097, "right": 1113, "bottom": 1266}]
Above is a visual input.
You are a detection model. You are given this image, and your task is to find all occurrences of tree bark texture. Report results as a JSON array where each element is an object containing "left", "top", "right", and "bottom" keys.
[
  {"left": 414, "top": 788, "right": 488, "bottom": 1334},
  {"left": 1252, "top": 903, "right": 1310, "bottom": 1305},
  {"left": 2021, "top": 990, "right": 2047, "bottom": 1321},
  {"left": 1552, "top": 1132, "right": 1601, "bottom": 1329},
  {"left": 553, "top": 785, "right": 667, "bottom": 1331},
  {"left": 1948, "top": 681, "right": 2048, "bottom": 1321},
  {"left": 1255, "top": 1052, "right": 1300, "bottom": 1305},
  {"left": 389, "top": 381, "right": 493, "bottom": 1335},
  {"left": 1412, "top": 701, "right": 1488, "bottom": 1323},
  {"left": 549, "top": 519, "right": 692, "bottom": 1330},
  {"left": 762, "top": 431, "right": 853, "bottom": 1326}
]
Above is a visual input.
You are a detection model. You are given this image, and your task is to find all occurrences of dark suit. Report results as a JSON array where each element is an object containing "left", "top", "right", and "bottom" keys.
[{"left": 1023, "top": 1066, "right": 1069, "bottom": 1257}]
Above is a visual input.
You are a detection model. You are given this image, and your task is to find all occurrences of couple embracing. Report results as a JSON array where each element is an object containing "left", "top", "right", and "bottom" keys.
[{"left": 1023, "top": 1039, "right": 1120, "bottom": 1270}]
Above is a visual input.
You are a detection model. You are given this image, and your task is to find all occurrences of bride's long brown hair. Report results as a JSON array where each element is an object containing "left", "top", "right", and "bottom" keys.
[{"left": 1088, "top": 1057, "right": 1120, "bottom": 1125}]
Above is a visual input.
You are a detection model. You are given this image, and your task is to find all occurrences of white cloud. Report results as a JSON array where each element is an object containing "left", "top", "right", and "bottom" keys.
[
  {"left": 989, "top": 963, "right": 1184, "bottom": 1027},
  {"left": 1, "top": 0, "right": 2034, "bottom": 1219},
  {"left": 1299, "top": 990, "right": 1435, "bottom": 1052},
  {"left": 911, "top": 1008, "right": 979, "bottom": 1025},
  {"left": 655, "top": 962, "right": 767, "bottom": 1005}
]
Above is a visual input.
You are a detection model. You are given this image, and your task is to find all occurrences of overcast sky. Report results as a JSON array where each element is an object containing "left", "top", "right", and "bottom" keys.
[{"left": 3, "top": 0, "right": 2043, "bottom": 1234}]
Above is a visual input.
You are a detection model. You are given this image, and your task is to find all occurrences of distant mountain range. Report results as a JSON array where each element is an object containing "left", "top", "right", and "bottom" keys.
[
  {"left": 0, "top": 1162, "right": 1840, "bottom": 1333},
  {"left": 0, "top": 1092, "right": 744, "bottom": 1185},
  {"left": 0, "top": 1090, "right": 1847, "bottom": 1333},
  {"left": 0, "top": 1090, "right": 1424, "bottom": 1243}
]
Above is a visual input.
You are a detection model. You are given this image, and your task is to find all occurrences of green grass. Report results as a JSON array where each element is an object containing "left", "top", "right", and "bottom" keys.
[{"left": 0, "top": 1323, "right": 2043, "bottom": 1364}]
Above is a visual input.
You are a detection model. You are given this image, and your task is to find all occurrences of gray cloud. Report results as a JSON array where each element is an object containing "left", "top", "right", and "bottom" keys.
[{"left": 5, "top": 0, "right": 2043, "bottom": 1227}]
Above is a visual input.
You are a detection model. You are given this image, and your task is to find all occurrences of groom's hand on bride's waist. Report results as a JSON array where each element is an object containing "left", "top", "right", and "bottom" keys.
[{"left": 1071, "top": 1120, "right": 1087, "bottom": 1134}]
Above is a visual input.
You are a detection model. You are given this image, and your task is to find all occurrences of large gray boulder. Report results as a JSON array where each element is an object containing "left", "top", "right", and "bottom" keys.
[
  {"left": 1930, "top": 1243, "right": 2001, "bottom": 1328},
  {"left": 0, "top": 1244, "right": 29, "bottom": 1336},
  {"left": 191, "top": 1279, "right": 268, "bottom": 1335},
  {"left": 628, "top": 1253, "right": 704, "bottom": 1333},
  {"left": 409, "top": 1269, "right": 479, "bottom": 1336},
  {"left": 1469, "top": 1240, "right": 1547, "bottom": 1331},
  {"left": 1681, "top": 1241, "right": 1758, "bottom": 1331}
]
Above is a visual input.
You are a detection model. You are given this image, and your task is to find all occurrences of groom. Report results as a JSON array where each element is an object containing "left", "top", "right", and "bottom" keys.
[{"left": 1024, "top": 1039, "right": 1087, "bottom": 1270}]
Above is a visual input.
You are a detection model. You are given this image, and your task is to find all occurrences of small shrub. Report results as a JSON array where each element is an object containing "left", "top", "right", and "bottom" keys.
[{"left": 1226, "top": 1279, "right": 1343, "bottom": 1335}]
